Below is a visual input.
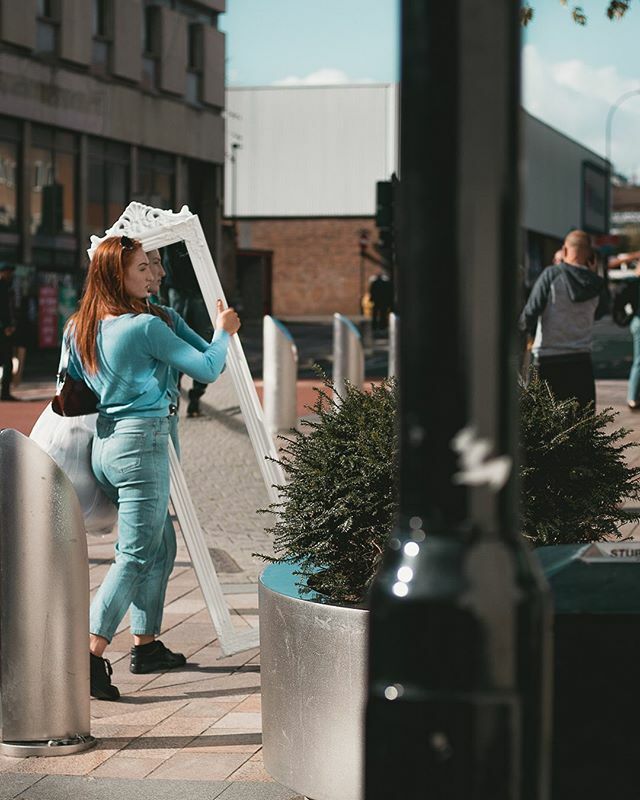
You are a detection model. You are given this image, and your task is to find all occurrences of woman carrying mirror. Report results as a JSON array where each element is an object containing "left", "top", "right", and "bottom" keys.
[{"left": 64, "top": 235, "right": 240, "bottom": 700}]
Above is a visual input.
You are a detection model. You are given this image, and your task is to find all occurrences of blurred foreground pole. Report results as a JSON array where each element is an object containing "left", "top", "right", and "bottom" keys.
[{"left": 365, "top": 2, "right": 552, "bottom": 799}]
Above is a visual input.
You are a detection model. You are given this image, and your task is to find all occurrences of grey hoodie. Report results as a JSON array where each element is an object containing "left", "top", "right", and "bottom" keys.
[{"left": 520, "top": 262, "right": 607, "bottom": 357}]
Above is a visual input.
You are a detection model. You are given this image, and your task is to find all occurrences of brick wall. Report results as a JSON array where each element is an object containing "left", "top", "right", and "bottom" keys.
[{"left": 237, "top": 217, "right": 378, "bottom": 316}]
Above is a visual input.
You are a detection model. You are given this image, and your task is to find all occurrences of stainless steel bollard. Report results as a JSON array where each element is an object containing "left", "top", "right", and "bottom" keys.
[
  {"left": 0, "top": 429, "right": 96, "bottom": 757},
  {"left": 388, "top": 312, "right": 399, "bottom": 379},
  {"left": 263, "top": 316, "right": 299, "bottom": 435},
  {"left": 333, "top": 313, "right": 365, "bottom": 400}
]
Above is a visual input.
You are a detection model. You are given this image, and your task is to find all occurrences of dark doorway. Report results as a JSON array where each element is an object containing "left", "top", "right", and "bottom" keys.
[{"left": 236, "top": 249, "right": 272, "bottom": 319}]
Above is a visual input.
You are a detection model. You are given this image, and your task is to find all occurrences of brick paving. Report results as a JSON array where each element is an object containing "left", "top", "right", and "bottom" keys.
[
  {"left": 0, "top": 372, "right": 310, "bottom": 798},
  {"left": 1, "top": 374, "right": 640, "bottom": 797}
]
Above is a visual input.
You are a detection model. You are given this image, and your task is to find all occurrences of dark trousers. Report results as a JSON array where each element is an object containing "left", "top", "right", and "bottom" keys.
[
  {"left": 0, "top": 332, "right": 13, "bottom": 398},
  {"left": 372, "top": 305, "right": 390, "bottom": 332},
  {"left": 536, "top": 353, "right": 595, "bottom": 411}
]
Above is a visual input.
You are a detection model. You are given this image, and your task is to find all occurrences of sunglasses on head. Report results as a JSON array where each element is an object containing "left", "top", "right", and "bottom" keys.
[{"left": 120, "top": 235, "right": 135, "bottom": 250}]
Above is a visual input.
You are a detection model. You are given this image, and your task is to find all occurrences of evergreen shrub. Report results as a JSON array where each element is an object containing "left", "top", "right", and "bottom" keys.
[
  {"left": 520, "top": 374, "right": 640, "bottom": 546},
  {"left": 261, "top": 378, "right": 398, "bottom": 607},
  {"left": 261, "top": 374, "right": 640, "bottom": 606}
]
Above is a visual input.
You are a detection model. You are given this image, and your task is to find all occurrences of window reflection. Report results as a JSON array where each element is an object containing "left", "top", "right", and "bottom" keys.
[
  {"left": 137, "top": 150, "right": 174, "bottom": 209},
  {"left": 87, "top": 137, "right": 129, "bottom": 235},
  {"left": 30, "top": 129, "right": 76, "bottom": 236},
  {"left": 0, "top": 140, "right": 18, "bottom": 231}
]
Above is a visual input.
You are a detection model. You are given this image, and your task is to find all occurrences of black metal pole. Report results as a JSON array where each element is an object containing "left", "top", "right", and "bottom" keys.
[{"left": 365, "top": 2, "right": 552, "bottom": 799}]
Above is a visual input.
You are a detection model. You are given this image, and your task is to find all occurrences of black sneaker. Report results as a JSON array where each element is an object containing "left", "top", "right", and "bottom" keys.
[
  {"left": 130, "top": 640, "right": 187, "bottom": 674},
  {"left": 90, "top": 653, "right": 120, "bottom": 701}
]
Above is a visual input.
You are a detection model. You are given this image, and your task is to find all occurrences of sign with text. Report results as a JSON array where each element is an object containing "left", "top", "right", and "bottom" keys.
[{"left": 579, "top": 542, "right": 640, "bottom": 563}]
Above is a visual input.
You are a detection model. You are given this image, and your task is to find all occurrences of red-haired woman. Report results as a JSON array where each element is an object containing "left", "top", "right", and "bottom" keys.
[{"left": 65, "top": 236, "right": 240, "bottom": 700}]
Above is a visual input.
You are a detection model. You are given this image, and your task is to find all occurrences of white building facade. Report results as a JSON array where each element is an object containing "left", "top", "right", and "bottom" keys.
[{"left": 224, "top": 84, "right": 608, "bottom": 315}]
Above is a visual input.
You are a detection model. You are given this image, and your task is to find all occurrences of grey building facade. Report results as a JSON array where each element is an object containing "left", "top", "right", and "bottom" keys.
[{"left": 0, "top": 0, "right": 226, "bottom": 350}]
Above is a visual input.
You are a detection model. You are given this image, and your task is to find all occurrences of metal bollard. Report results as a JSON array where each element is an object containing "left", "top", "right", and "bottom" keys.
[
  {"left": 333, "top": 313, "right": 364, "bottom": 401},
  {"left": 388, "top": 312, "right": 399, "bottom": 379},
  {"left": 0, "top": 429, "right": 96, "bottom": 757},
  {"left": 263, "top": 316, "right": 299, "bottom": 435}
]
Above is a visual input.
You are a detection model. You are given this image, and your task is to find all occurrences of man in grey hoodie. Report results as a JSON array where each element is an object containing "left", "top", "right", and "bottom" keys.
[{"left": 521, "top": 230, "right": 608, "bottom": 410}]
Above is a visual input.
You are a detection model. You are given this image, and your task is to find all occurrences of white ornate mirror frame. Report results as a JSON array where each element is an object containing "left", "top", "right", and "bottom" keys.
[{"left": 89, "top": 202, "right": 285, "bottom": 656}]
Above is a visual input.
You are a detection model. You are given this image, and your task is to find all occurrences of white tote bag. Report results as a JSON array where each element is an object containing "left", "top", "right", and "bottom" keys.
[{"left": 30, "top": 404, "right": 117, "bottom": 535}]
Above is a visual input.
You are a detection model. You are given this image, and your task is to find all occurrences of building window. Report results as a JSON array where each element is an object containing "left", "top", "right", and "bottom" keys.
[
  {"left": 141, "top": 4, "right": 160, "bottom": 91},
  {"left": 0, "top": 140, "right": 18, "bottom": 232},
  {"left": 91, "top": 0, "right": 112, "bottom": 73},
  {"left": 186, "top": 23, "right": 203, "bottom": 105},
  {"left": 30, "top": 127, "right": 76, "bottom": 237},
  {"left": 36, "top": 0, "right": 59, "bottom": 55},
  {"left": 87, "top": 138, "right": 129, "bottom": 236},
  {"left": 137, "top": 149, "right": 174, "bottom": 210}
]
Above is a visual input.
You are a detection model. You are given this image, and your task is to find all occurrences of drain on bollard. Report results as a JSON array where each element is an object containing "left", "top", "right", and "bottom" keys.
[{"left": 0, "top": 429, "right": 97, "bottom": 757}]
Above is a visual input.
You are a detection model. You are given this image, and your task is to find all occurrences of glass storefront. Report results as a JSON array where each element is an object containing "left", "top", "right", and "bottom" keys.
[
  {"left": 0, "top": 140, "right": 18, "bottom": 232},
  {"left": 137, "top": 149, "right": 175, "bottom": 210},
  {"left": 30, "top": 127, "right": 76, "bottom": 237},
  {"left": 88, "top": 138, "right": 129, "bottom": 236},
  {"left": 0, "top": 115, "right": 186, "bottom": 352}
]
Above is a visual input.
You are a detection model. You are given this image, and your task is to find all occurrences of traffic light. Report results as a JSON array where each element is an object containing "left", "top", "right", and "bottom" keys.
[{"left": 375, "top": 176, "right": 398, "bottom": 270}]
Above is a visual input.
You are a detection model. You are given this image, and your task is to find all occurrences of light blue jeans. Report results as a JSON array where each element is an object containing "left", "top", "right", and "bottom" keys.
[
  {"left": 90, "top": 415, "right": 178, "bottom": 641},
  {"left": 628, "top": 316, "right": 640, "bottom": 404}
]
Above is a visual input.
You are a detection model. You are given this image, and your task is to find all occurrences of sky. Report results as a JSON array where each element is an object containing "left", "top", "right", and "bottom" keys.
[
  {"left": 219, "top": 0, "right": 399, "bottom": 86},
  {"left": 220, "top": 1, "right": 640, "bottom": 181}
]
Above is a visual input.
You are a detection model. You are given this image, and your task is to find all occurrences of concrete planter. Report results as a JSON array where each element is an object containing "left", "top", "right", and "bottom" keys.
[{"left": 259, "top": 563, "right": 368, "bottom": 800}]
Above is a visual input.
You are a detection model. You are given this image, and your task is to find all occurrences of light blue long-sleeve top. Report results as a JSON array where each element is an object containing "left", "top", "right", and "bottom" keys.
[{"left": 67, "top": 311, "right": 228, "bottom": 419}]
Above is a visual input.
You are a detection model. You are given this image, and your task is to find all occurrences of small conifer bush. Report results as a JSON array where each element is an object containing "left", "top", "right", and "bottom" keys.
[
  {"left": 261, "top": 378, "right": 398, "bottom": 607},
  {"left": 520, "top": 374, "right": 640, "bottom": 545},
  {"left": 260, "top": 373, "right": 640, "bottom": 606}
]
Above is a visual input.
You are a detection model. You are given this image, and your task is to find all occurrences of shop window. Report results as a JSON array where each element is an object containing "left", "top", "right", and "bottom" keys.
[
  {"left": 30, "top": 127, "right": 77, "bottom": 237},
  {"left": 87, "top": 158, "right": 105, "bottom": 233},
  {"left": 137, "top": 149, "right": 174, "bottom": 210},
  {"left": 87, "top": 137, "right": 130, "bottom": 235},
  {"left": 92, "top": 0, "right": 112, "bottom": 72},
  {"left": 0, "top": 140, "right": 18, "bottom": 232}
]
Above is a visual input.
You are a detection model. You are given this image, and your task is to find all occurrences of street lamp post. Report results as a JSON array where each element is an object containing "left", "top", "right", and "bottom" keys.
[
  {"left": 604, "top": 89, "right": 640, "bottom": 231},
  {"left": 230, "top": 141, "right": 241, "bottom": 221}
]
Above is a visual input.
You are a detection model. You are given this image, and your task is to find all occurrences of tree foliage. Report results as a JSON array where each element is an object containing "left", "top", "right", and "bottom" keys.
[
  {"left": 521, "top": 1, "right": 631, "bottom": 26},
  {"left": 520, "top": 374, "right": 640, "bottom": 545}
]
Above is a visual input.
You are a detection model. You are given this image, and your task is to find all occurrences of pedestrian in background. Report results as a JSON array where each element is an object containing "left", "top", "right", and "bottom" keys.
[
  {"left": 520, "top": 229, "right": 608, "bottom": 410},
  {"left": 368, "top": 268, "right": 393, "bottom": 334},
  {"left": 65, "top": 236, "right": 240, "bottom": 700},
  {"left": 624, "top": 270, "right": 640, "bottom": 409},
  {"left": 0, "top": 262, "right": 17, "bottom": 402}
]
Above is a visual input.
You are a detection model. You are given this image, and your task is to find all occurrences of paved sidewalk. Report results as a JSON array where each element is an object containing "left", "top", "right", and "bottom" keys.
[
  {"left": 0, "top": 371, "right": 311, "bottom": 799},
  {"left": 1, "top": 376, "right": 639, "bottom": 798}
]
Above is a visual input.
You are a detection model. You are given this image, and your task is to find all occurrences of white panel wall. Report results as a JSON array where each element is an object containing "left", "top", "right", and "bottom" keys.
[
  {"left": 225, "top": 86, "right": 605, "bottom": 233},
  {"left": 225, "top": 84, "right": 398, "bottom": 217},
  {"left": 522, "top": 112, "right": 607, "bottom": 238}
]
